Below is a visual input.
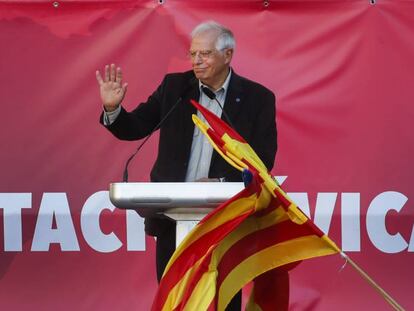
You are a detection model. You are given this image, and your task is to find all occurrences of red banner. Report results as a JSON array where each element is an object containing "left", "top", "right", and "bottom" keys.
[{"left": 0, "top": 1, "right": 413, "bottom": 310}]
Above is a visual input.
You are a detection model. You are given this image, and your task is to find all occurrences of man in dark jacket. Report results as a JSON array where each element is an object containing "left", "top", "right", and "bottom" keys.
[{"left": 97, "top": 21, "right": 277, "bottom": 310}]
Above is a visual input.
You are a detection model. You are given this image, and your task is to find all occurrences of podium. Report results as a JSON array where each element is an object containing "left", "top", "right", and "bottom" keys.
[{"left": 109, "top": 182, "right": 245, "bottom": 245}]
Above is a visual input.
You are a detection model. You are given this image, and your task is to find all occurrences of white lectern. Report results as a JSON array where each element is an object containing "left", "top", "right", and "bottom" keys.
[{"left": 109, "top": 182, "right": 244, "bottom": 245}]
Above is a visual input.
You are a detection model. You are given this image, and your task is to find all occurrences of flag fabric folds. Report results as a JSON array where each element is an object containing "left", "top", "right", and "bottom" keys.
[{"left": 151, "top": 99, "right": 341, "bottom": 311}]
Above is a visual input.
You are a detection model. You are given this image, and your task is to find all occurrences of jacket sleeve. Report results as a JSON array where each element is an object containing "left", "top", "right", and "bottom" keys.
[
  {"left": 249, "top": 90, "right": 277, "bottom": 172},
  {"left": 220, "top": 90, "right": 277, "bottom": 182}
]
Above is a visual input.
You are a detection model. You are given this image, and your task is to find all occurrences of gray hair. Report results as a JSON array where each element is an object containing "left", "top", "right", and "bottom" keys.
[{"left": 191, "top": 21, "right": 236, "bottom": 51}]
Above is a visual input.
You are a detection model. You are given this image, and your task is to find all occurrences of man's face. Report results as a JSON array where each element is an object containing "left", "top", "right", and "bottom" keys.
[{"left": 190, "top": 31, "right": 232, "bottom": 88}]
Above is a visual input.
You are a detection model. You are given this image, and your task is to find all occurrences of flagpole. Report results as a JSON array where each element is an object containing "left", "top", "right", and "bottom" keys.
[{"left": 340, "top": 252, "right": 405, "bottom": 311}]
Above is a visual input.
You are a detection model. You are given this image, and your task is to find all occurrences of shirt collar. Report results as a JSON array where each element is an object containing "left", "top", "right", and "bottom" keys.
[{"left": 199, "top": 68, "right": 232, "bottom": 93}]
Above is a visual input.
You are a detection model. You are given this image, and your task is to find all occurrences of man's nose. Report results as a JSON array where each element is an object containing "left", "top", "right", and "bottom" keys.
[{"left": 192, "top": 54, "right": 203, "bottom": 65}]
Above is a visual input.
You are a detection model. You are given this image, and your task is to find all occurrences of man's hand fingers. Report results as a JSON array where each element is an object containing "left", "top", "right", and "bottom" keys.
[
  {"left": 110, "top": 63, "right": 116, "bottom": 81},
  {"left": 96, "top": 70, "right": 104, "bottom": 85},
  {"left": 122, "top": 82, "right": 128, "bottom": 93},
  {"left": 104, "top": 64, "right": 109, "bottom": 82},
  {"left": 116, "top": 67, "right": 123, "bottom": 84}
]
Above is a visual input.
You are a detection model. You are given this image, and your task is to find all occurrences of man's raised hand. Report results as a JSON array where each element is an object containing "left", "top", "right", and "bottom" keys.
[{"left": 96, "top": 64, "right": 128, "bottom": 112}]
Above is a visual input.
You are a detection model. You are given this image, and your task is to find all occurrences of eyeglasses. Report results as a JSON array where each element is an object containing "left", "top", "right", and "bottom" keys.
[{"left": 188, "top": 49, "right": 219, "bottom": 60}]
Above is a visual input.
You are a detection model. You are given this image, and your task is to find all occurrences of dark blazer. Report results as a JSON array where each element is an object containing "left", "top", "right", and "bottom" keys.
[{"left": 101, "top": 70, "right": 277, "bottom": 183}]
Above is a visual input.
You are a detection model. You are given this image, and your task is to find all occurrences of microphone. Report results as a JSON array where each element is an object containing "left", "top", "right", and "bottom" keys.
[
  {"left": 201, "top": 86, "right": 236, "bottom": 130},
  {"left": 122, "top": 84, "right": 192, "bottom": 182}
]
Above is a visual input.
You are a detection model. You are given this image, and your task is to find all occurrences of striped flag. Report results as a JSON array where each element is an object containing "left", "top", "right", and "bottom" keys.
[{"left": 151, "top": 99, "right": 341, "bottom": 311}]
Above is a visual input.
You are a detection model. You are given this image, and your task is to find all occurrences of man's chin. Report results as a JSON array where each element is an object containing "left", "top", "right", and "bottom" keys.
[
  {"left": 194, "top": 70, "right": 207, "bottom": 79},
  {"left": 195, "top": 75, "right": 210, "bottom": 85}
]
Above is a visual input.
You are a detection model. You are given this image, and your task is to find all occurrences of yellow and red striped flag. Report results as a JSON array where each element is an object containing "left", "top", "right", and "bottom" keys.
[{"left": 151, "top": 99, "right": 341, "bottom": 311}]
